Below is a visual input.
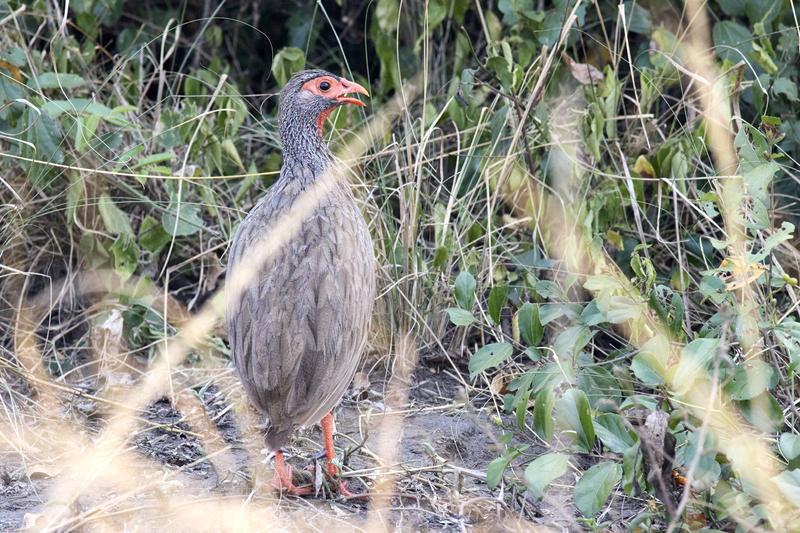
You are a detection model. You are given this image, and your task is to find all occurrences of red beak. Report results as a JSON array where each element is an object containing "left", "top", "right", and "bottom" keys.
[{"left": 334, "top": 78, "right": 369, "bottom": 107}]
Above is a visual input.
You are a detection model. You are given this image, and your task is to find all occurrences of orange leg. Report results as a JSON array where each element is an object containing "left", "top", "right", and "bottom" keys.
[
  {"left": 320, "top": 412, "right": 354, "bottom": 497},
  {"left": 320, "top": 412, "right": 338, "bottom": 476},
  {"left": 272, "top": 449, "right": 311, "bottom": 496}
]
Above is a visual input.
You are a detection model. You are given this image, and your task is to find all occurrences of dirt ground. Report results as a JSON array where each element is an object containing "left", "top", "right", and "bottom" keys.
[{"left": 0, "top": 361, "right": 554, "bottom": 532}]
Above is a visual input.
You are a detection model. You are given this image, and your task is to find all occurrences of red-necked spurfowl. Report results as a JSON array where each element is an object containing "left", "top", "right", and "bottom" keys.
[{"left": 226, "top": 70, "right": 375, "bottom": 496}]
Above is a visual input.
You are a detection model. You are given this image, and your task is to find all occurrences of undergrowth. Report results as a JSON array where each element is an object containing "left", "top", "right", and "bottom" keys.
[{"left": 2, "top": 0, "right": 800, "bottom": 531}]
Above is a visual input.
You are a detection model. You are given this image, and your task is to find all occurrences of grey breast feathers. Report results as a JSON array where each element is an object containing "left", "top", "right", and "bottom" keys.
[{"left": 226, "top": 169, "right": 375, "bottom": 436}]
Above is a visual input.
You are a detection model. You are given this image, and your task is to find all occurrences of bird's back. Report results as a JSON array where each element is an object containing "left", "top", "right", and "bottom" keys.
[{"left": 226, "top": 163, "right": 375, "bottom": 449}]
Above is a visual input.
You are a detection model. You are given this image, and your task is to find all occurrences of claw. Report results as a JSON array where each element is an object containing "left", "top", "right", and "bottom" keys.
[
  {"left": 272, "top": 450, "right": 312, "bottom": 496},
  {"left": 335, "top": 478, "right": 357, "bottom": 499},
  {"left": 319, "top": 462, "right": 358, "bottom": 498}
]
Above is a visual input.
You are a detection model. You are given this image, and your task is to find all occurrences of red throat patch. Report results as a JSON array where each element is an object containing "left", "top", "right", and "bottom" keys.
[{"left": 316, "top": 108, "right": 333, "bottom": 136}]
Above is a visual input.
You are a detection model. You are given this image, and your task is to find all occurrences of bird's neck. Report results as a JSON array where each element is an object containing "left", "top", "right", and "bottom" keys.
[{"left": 279, "top": 120, "right": 332, "bottom": 177}]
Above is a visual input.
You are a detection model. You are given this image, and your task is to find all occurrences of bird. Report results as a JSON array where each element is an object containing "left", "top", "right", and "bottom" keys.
[{"left": 226, "top": 69, "right": 375, "bottom": 496}]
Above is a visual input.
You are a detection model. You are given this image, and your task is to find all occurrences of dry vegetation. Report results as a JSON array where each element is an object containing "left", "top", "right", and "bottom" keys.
[{"left": 2, "top": 0, "right": 800, "bottom": 531}]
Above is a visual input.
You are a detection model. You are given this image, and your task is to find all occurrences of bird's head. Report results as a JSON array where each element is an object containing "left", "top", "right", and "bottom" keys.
[{"left": 279, "top": 69, "right": 369, "bottom": 141}]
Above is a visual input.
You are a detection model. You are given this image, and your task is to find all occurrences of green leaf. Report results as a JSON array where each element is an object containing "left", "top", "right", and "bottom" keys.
[
  {"left": 620, "top": 394, "right": 659, "bottom": 411},
  {"left": 33, "top": 72, "right": 85, "bottom": 90},
  {"left": 110, "top": 234, "right": 139, "bottom": 280},
  {"left": 763, "top": 221, "right": 795, "bottom": 253},
  {"left": 712, "top": 21, "right": 753, "bottom": 62},
  {"left": 446, "top": 307, "right": 475, "bottom": 327},
  {"left": 724, "top": 360, "right": 778, "bottom": 400},
  {"left": 207, "top": 136, "right": 224, "bottom": 173},
  {"left": 623, "top": 1, "right": 651, "bottom": 34},
  {"left": 534, "top": 280, "right": 562, "bottom": 299},
  {"left": 594, "top": 413, "right": 637, "bottom": 453},
  {"left": 65, "top": 173, "right": 82, "bottom": 228},
  {"left": 744, "top": 162, "right": 781, "bottom": 229},
  {"left": 524, "top": 452, "right": 570, "bottom": 499},
  {"left": 515, "top": 386, "right": 531, "bottom": 428},
  {"left": 456, "top": 67, "right": 476, "bottom": 106},
  {"left": 98, "top": 194, "right": 134, "bottom": 237},
  {"left": 469, "top": 342, "right": 513, "bottom": 378},
  {"left": 622, "top": 443, "right": 641, "bottom": 495},
  {"left": 454, "top": 270, "right": 476, "bottom": 309},
  {"left": 553, "top": 326, "right": 594, "bottom": 358},
  {"left": 578, "top": 365, "right": 621, "bottom": 409},
  {"left": 773, "top": 469, "right": 800, "bottom": 507},
  {"left": 631, "top": 352, "right": 666, "bottom": 386},
  {"left": 556, "top": 388, "right": 596, "bottom": 452},
  {"left": 432, "top": 244, "right": 449, "bottom": 268},
  {"left": 0, "top": 46, "right": 25, "bottom": 67},
  {"left": 115, "top": 146, "right": 145, "bottom": 169},
  {"left": 486, "top": 55, "right": 513, "bottom": 90},
  {"left": 677, "top": 431, "right": 720, "bottom": 492},
  {"left": 517, "top": 303, "right": 543, "bottom": 346},
  {"left": 773, "top": 77, "right": 799, "bottom": 102},
  {"left": 630, "top": 252, "right": 656, "bottom": 289},
  {"left": 718, "top": 0, "right": 747, "bottom": 16},
  {"left": 375, "top": 0, "right": 399, "bottom": 33},
  {"left": 41, "top": 99, "right": 114, "bottom": 118},
  {"left": 24, "top": 109, "right": 64, "bottom": 186},
  {"left": 525, "top": 347, "right": 541, "bottom": 362},
  {"left": 601, "top": 295, "right": 642, "bottom": 324},
  {"left": 751, "top": 221, "right": 794, "bottom": 262},
  {"left": 131, "top": 151, "right": 175, "bottom": 170},
  {"left": 699, "top": 275, "right": 728, "bottom": 305},
  {"left": 426, "top": 0, "right": 447, "bottom": 30},
  {"left": 371, "top": 12, "right": 403, "bottom": 93},
  {"left": 486, "top": 456, "right": 509, "bottom": 490},
  {"left": 533, "top": 386, "right": 555, "bottom": 441},
  {"left": 751, "top": 41, "right": 778, "bottom": 75},
  {"left": 161, "top": 202, "right": 204, "bottom": 237},
  {"left": 774, "top": 319, "right": 800, "bottom": 372},
  {"left": 540, "top": 303, "right": 581, "bottom": 325},
  {"left": 573, "top": 462, "right": 622, "bottom": 516},
  {"left": 579, "top": 300, "right": 606, "bottom": 326},
  {"left": 673, "top": 338, "right": 719, "bottom": 395},
  {"left": 221, "top": 138, "right": 244, "bottom": 170},
  {"left": 779, "top": 434, "right": 800, "bottom": 462},
  {"left": 487, "top": 285, "right": 507, "bottom": 324},
  {"left": 138, "top": 215, "right": 171, "bottom": 254},
  {"left": 694, "top": 455, "right": 723, "bottom": 492},
  {"left": 739, "top": 391, "right": 783, "bottom": 433},
  {"left": 271, "top": 47, "right": 306, "bottom": 86},
  {"left": 73, "top": 114, "right": 100, "bottom": 152}
]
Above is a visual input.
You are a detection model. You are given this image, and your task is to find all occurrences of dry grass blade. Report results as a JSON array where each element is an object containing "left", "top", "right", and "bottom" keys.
[{"left": 3, "top": 1, "right": 800, "bottom": 531}]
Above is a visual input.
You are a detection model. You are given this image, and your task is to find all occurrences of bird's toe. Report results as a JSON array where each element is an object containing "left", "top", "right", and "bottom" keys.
[{"left": 271, "top": 464, "right": 313, "bottom": 496}]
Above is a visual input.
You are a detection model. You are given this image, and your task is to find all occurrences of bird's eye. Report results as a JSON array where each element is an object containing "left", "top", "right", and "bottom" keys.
[{"left": 319, "top": 81, "right": 331, "bottom": 91}]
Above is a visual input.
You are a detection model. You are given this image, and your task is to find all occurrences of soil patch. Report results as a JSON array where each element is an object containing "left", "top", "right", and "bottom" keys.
[{"left": 0, "top": 363, "right": 539, "bottom": 531}]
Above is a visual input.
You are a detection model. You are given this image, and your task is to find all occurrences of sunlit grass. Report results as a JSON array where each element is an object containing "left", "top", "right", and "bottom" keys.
[{"left": 2, "top": 1, "right": 800, "bottom": 531}]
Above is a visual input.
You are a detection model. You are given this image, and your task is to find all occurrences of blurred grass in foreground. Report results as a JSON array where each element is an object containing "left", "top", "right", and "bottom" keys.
[{"left": 2, "top": 0, "right": 800, "bottom": 531}]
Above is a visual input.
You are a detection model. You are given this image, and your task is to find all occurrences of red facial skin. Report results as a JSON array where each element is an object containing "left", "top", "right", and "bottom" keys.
[{"left": 300, "top": 75, "right": 369, "bottom": 134}]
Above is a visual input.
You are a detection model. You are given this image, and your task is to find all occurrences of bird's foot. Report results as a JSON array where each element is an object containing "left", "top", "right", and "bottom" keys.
[
  {"left": 334, "top": 478, "right": 358, "bottom": 499},
  {"left": 324, "top": 463, "right": 366, "bottom": 500},
  {"left": 272, "top": 453, "right": 312, "bottom": 496}
]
